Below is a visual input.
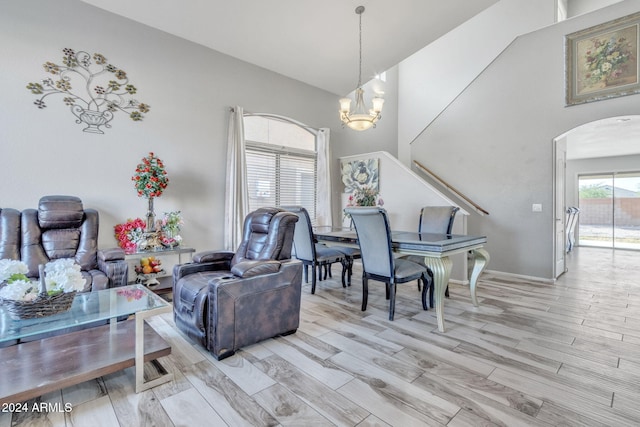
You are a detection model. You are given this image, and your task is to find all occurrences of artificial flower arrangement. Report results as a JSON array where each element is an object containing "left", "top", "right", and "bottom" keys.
[
  {"left": 344, "top": 186, "right": 384, "bottom": 220},
  {"left": 114, "top": 217, "right": 146, "bottom": 254},
  {"left": 0, "top": 258, "right": 86, "bottom": 302},
  {"left": 347, "top": 186, "right": 384, "bottom": 208},
  {"left": 160, "top": 211, "right": 183, "bottom": 247},
  {"left": 132, "top": 152, "right": 169, "bottom": 199}
]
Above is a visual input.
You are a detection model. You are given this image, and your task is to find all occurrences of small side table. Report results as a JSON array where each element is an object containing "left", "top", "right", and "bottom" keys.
[
  {"left": 135, "top": 271, "right": 165, "bottom": 289},
  {"left": 125, "top": 247, "right": 195, "bottom": 293}
]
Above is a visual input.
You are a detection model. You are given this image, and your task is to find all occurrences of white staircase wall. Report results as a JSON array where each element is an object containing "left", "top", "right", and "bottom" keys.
[
  {"left": 338, "top": 151, "right": 470, "bottom": 282},
  {"left": 406, "top": 0, "right": 640, "bottom": 279},
  {"left": 397, "top": 0, "right": 557, "bottom": 165}
]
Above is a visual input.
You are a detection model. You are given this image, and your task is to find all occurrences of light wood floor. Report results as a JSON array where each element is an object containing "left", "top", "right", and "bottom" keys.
[{"left": 2, "top": 247, "right": 640, "bottom": 427}]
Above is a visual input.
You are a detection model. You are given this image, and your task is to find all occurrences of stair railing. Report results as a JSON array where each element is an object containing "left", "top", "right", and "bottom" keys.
[{"left": 413, "top": 160, "right": 489, "bottom": 216}]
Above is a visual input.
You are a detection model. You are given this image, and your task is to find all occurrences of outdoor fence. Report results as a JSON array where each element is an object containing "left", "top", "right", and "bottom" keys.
[{"left": 579, "top": 198, "right": 640, "bottom": 227}]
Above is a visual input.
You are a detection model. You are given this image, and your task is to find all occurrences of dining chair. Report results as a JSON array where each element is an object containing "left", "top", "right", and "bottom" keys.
[
  {"left": 331, "top": 244, "right": 360, "bottom": 286},
  {"left": 565, "top": 206, "right": 580, "bottom": 252},
  {"left": 345, "top": 206, "right": 431, "bottom": 321},
  {"left": 406, "top": 205, "right": 459, "bottom": 303},
  {"left": 327, "top": 217, "right": 360, "bottom": 287},
  {"left": 418, "top": 206, "right": 460, "bottom": 235},
  {"left": 282, "top": 206, "right": 347, "bottom": 294}
]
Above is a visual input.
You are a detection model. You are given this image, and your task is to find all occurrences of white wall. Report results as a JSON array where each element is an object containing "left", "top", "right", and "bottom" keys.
[
  {"left": 566, "top": 154, "right": 640, "bottom": 208},
  {"left": 409, "top": 0, "right": 640, "bottom": 279},
  {"left": 398, "top": 0, "right": 557, "bottom": 165},
  {"left": 568, "top": 0, "right": 623, "bottom": 17},
  {"left": 338, "top": 151, "right": 470, "bottom": 281},
  {"left": 0, "top": 0, "right": 398, "bottom": 254},
  {"left": 330, "top": 66, "right": 400, "bottom": 222},
  {"left": 566, "top": 153, "right": 640, "bottom": 245},
  {"left": 338, "top": 151, "right": 468, "bottom": 230}
]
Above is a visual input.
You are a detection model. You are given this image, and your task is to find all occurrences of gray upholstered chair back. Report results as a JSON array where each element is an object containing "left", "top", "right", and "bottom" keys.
[
  {"left": 231, "top": 207, "right": 297, "bottom": 265},
  {"left": 419, "top": 206, "right": 460, "bottom": 234},
  {"left": 345, "top": 207, "right": 394, "bottom": 278},
  {"left": 0, "top": 208, "right": 21, "bottom": 260},
  {"left": 280, "top": 206, "right": 315, "bottom": 262}
]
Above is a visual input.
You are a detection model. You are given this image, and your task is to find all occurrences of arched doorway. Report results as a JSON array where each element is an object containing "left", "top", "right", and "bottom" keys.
[{"left": 553, "top": 115, "right": 640, "bottom": 277}]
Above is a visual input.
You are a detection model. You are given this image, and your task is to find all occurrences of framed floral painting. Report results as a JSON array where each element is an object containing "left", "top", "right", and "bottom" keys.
[
  {"left": 341, "top": 158, "right": 379, "bottom": 193},
  {"left": 565, "top": 12, "right": 640, "bottom": 106}
]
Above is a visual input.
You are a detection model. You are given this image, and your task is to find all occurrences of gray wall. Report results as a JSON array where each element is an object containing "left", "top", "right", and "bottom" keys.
[
  {"left": 398, "top": 0, "right": 557, "bottom": 165},
  {"left": 568, "top": 0, "right": 623, "bottom": 17},
  {"left": 330, "top": 66, "right": 400, "bottom": 221},
  {"left": 410, "top": 0, "right": 640, "bottom": 279},
  {"left": 0, "top": 0, "right": 397, "bottom": 252},
  {"left": 566, "top": 154, "right": 640, "bottom": 207}
]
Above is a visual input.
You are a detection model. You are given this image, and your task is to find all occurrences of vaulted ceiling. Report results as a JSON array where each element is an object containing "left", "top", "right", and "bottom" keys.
[
  {"left": 80, "top": 0, "right": 498, "bottom": 96},
  {"left": 80, "top": 0, "right": 639, "bottom": 161}
]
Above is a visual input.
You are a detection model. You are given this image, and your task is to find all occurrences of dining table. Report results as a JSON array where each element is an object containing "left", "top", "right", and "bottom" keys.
[{"left": 314, "top": 227, "right": 490, "bottom": 332}]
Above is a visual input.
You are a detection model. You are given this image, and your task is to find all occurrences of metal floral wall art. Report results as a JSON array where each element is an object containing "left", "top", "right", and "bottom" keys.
[{"left": 26, "top": 48, "right": 150, "bottom": 134}]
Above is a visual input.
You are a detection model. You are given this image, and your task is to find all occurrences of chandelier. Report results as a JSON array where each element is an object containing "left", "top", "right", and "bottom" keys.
[{"left": 339, "top": 6, "right": 384, "bottom": 131}]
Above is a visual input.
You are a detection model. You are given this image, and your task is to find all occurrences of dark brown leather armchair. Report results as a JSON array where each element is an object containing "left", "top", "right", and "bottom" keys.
[
  {"left": 173, "top": 207, "right": 302, "bottom": 360},
  {"left": 20, "top": 195, "right": 128, "bottom": 291},
  {"left": 0, "top": 208, "right": 21, "bottom": 261}
]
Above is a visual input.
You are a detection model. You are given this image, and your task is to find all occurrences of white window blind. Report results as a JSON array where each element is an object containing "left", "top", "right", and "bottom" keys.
[
  {"left": 246, "top": 142, "right": 317, "bottom": 221},
  {"left": 244, "top": 115, "right": 318, "bottom": 222}
]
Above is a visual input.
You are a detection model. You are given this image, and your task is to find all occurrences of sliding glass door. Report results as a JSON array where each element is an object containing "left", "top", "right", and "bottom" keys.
[{"left": 578, "top": 172, "right": 640, "bottom": 250}]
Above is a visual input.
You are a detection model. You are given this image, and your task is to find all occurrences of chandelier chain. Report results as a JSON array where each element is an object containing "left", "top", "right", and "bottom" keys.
[
  {"left": 338, "top": 5, "right": 383, "bottom": 131},
  {"left": 357, "top": 9, "right": 363, "bottom": 88}
]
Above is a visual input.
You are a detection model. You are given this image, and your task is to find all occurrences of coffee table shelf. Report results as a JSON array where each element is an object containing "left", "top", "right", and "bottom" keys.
[
  {"left": 0, "top": 284, "right": 173, "bottom": 403},
  {"left": 125, "top": 246, "right": 195, "bottom": 293},
  {"left": 0, "top": 319, "right": 170, "bottom": 404}
]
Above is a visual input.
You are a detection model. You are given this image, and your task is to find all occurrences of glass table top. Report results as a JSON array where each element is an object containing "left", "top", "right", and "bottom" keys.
[
  {"left": 314, "top": 226, "right": 487, "bottom": 253},
  {"left": 0, "top": 284, "right": 169, "bottom": 343},
  {"left": 124, "top": 246, "right": 195, "bottom": 258}
]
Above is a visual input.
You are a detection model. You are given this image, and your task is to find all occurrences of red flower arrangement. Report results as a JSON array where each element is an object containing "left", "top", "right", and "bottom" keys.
[
  {"left": 114, "top": 217, "right": 146, "bottom": 254},
  {"left": 132, "top": 152, "right": 169, "bottom": 198},
  {"left": 117, "top": 287, "right": 146, "bottom": 301}
]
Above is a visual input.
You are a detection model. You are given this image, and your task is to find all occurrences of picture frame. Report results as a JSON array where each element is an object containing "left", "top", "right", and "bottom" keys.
[
  {"left": 340, "top": 158, "right": 379, "bottom": 193},
  {"left": 565, "top": 12, "right": 640, "bottom": 106}
]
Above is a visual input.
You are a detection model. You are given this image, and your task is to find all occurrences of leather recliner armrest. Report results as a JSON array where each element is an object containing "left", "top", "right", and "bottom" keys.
[
  {"left": 193, "top": 250, "right": 235, "bottom": 264},
  {"left": 206, "top": 259, "right": 302, "bottom": 359},
  {"left": 98, "top": 247, "right": 125, "bottom": 262},
  {"left": 230, "top": 260, "right": 281, "bottom": 278},
  {"left": 172, "top": 255, "right": 233, "bottom": 282},
  {"left": 97, "top": 257, "right": 128, "bottom": 288}
]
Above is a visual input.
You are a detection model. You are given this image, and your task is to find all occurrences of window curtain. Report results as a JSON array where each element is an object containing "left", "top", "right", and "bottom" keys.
[
  {"left": 224, "top": 106, "right": 249, "bottom": 251},
  {"left": 316, "top": 128, "right": 333, "bottom": 226},
  {"left": 226, "top": 110, "right": 333, "bottom": 245}
]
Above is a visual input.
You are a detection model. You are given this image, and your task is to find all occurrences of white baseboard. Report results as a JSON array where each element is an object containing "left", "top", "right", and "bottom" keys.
[{"left": 483, "top": 269, "right": 554, "bottom": 284}]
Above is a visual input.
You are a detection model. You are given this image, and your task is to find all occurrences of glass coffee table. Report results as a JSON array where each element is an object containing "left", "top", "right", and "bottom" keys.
[{"left": 0, "top": 284, "right": 173, "bottom": 404}]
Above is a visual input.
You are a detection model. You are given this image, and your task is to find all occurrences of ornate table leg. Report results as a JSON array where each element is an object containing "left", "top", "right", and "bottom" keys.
[
  {"left": 422, "top": 256, "right": 453, "bottom": 332},
  {"left": 469, "top": 248, "right": 490, "bottom": 307}
]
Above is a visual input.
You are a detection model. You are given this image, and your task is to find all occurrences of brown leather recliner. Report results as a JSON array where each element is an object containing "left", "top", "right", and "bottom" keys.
[
  {"left": 20, "top": 195, "right": 128, "bottom": 291},
  {"left": 0, "top": 208, "right": 21, "bottom": 261},
  {"left": 173, "top": 207, "right": 302, "bottom": 360}
]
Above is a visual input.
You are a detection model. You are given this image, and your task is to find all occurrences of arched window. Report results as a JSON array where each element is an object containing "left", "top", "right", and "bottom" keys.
[{"left": 244, "top": 115, "right": 318, "bottom": 221}]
